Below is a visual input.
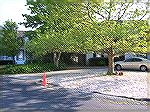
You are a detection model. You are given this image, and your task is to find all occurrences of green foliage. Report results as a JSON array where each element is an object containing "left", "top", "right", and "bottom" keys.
[
  {"left": 0, "top": 20, "right": 22, "bottom": 57},
  {"left": 0, "top": 63, "right": 66, "bottom": 75},
  {"left": 22, "top": 0, "right": 149, "bottom": 73},
  {"left": 0, "top": 60, "right": 14, "bottom": 65},
  {"left": 83, "top": 1, "right": 149, "bottom": 74},
  {"left": 93, "top": 20, "right": 149, "bottom": 54},
  {"left": 23, "top": 0, "right": 149, "bottom": 55},
  {"left": 88, "top": 57, "right": 108, "bottom": 66},
  {"left": 23, "top": 0, "right": 88, "bottom": 57}
]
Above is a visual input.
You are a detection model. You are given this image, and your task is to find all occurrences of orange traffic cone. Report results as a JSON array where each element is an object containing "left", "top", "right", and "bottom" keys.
[{"left": 42, "top": 71, "right": 47, "bottom": 87}]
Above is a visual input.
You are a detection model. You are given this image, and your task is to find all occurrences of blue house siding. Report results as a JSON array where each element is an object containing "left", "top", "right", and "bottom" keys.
[{"left": 0, "top": 31, "right": 28, "bottom": 65}]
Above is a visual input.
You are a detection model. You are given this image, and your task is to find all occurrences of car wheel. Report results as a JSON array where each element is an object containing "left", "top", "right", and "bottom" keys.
[
  {"left": 140, "top": 65, "right": 147, "bottom": 72},
  {"left": 115, "top": 65, "right": 122, "bottom": 71}
]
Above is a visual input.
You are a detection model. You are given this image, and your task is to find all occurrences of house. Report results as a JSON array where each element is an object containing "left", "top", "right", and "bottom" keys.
[
  {"left": 0, "top": 30, "right": 28, "bottom": 65},
  {"left": 124, "top": 52, "right": 136, "bottom": 60},
  {"left": 15, "top": 31, "right": 28, "bottom": 64}
]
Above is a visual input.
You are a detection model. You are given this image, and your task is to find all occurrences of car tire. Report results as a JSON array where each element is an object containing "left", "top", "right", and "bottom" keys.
[
  {"left": 115, "top": 65, "right": 122, "bottom": 71},
  {"left": 140, "top": 65, "right": 147, "bottom": 72}
]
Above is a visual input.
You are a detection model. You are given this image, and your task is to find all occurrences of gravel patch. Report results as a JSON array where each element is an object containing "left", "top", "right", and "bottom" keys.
[{"left": 48, "top": 72, "right": 149, "bottom": 99}]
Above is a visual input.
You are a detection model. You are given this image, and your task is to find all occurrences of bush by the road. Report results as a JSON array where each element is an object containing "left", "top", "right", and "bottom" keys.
[
  {"left": 0, "top": 60, "right": 14, "bottom": 65},
  {"left": 0, "top": 63, "right": 66, "bottom": 75},
  {"left": 88, "top": 55, "right": 125, "bottom": 66},
  {"left": 88, "top": 57, "right": 108, "bottom": 66}
]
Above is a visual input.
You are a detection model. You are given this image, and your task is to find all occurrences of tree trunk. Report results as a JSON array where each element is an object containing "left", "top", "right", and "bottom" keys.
[
  {"left": 107, "top": 46, "right": 115, "bottom": 75},
  {"left": 93, "top": 51, "right": 96, "bottom": 58},
  {"left": 53, "top": 52, "right": 61, "bottom": 68}
]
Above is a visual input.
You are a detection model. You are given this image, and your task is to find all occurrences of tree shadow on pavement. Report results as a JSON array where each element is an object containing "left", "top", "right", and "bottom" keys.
[{"left": 0, "top": 76, "right": 92, "bottom": 112}]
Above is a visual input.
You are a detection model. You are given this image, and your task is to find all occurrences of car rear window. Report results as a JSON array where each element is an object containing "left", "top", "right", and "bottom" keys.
[{"left": 125, "top": 58, "right": 134, "bottom": 62}]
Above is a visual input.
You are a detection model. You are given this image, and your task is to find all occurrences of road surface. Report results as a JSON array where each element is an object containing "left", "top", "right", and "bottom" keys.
[{"left": 0, "top": 68, "right": 149, "bottom": 112}]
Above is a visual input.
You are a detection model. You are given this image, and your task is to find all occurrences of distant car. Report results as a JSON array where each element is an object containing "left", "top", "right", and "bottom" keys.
[{"left": 115, "top": 57, "right": 150, "bottom": 72}]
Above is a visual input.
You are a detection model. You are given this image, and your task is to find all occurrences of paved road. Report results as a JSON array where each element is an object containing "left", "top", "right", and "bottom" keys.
[{"left": 0, "top": 68, "right": 150, "bottom": 112}]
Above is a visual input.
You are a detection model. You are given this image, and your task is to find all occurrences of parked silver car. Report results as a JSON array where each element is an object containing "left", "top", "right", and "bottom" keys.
[{"left": 115, "top": 57, "right": 150, "bottom": 72}]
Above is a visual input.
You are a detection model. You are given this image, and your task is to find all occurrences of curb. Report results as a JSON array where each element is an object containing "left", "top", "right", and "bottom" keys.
[{"left": 93, "top": 91, "right": 150, "bottom": 102}]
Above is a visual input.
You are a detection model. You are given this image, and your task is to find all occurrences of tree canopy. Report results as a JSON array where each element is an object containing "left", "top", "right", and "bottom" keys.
[
  {"left": 23, "top": 0, "right": 91, "bottom": 66},
  {"left": 81, "top": 0, "right": 149, "bottom": 73},
  {"left": 22, "top": 0, "right": 149, "bottom": 72},
  {"left": 0, "top": 20, "right": 21, "bottom": 57}
]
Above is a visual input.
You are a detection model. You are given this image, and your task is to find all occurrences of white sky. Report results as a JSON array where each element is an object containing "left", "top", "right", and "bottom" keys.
[
  {"left": 0, "top": 0, "right": 149, "bottom": 30},
  {"left": 0, "top": 0, "right": 30, "bottom": 31}
]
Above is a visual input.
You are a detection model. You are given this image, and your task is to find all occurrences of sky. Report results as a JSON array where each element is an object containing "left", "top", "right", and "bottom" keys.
[
  {"left": 0, "top": 0, "right": 149, "bottom": 31},
  {"left": 0, "top": 0, "right": 30, "bottom": 31}
]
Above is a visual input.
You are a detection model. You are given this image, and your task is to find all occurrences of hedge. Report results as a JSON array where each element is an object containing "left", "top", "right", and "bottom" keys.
[
  {"left": 88, "top": 56, "right": 125, "bottom": 66},
  {"left": 88, "top": 57, "right": 108, "bottom": 66},
  {"left": 0, "top": 60, "right": 14, "bottom": 65},
  {"left": 0, "top": 63, "right": 66, "bottom": 75}
]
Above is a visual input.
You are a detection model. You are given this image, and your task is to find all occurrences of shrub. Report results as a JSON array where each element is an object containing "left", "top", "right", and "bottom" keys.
[
  {"left": 0, "top": 60, "right": 13, "bottom": 65},
  {"left": 114, "top": 55, "right": 125, "bottom": 62},
  {"left": 88, "top": 57, "right": 108, "bottom": 66},
  {"left": 0, "top": 62, "right": 66, "bottom": 75},
  {"left": 88, "top": 55, "right": 125, "bottom": 66}
]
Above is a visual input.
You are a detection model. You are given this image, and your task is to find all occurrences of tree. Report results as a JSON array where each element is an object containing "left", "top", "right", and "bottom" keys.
[
  {"left": 22, "top": 0, "right": 88, "bottom": 67},
  {"left": 0, "top": 20, "right": 21, "bottom": 63},
  {"left": 81, "top": 0, "right": 149, "bottom": 74},
  {"left": 23, "top": 0, "right": 149, "bottom": 73}
]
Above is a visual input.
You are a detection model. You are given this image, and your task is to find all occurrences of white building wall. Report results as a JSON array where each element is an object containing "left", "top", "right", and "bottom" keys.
[
  {"left": 86, "top": 53, "right": 93, "bottom": 65},
  {"left": 125, "top": 52, "right": 135, "bottom": 60}
]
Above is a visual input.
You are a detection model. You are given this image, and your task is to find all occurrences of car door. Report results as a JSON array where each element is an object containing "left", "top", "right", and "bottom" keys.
[
  {"left": 121, "top": 58, "right": 135, "bottom": 69},
  {"left": 131, "top": 58, "right": 143, "bottom": 69}
]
